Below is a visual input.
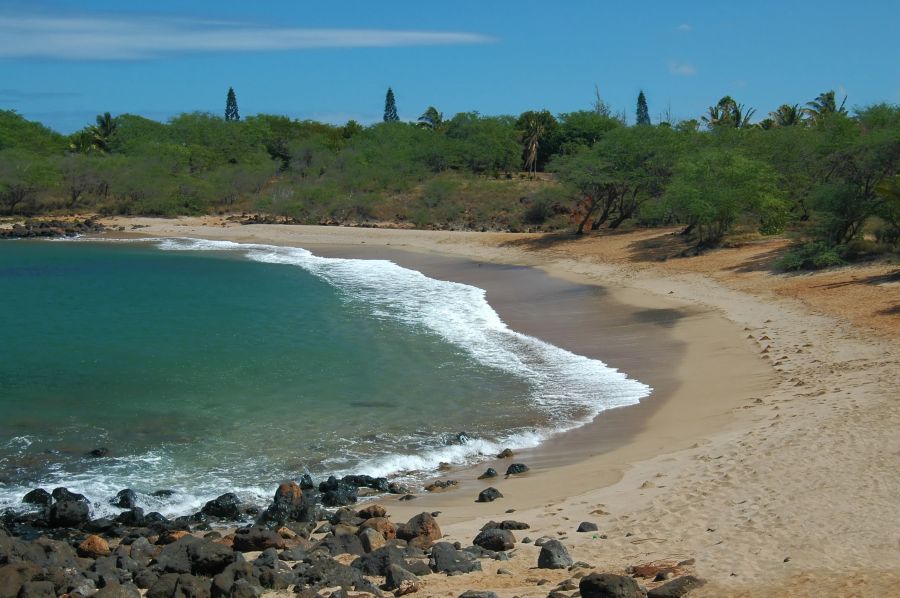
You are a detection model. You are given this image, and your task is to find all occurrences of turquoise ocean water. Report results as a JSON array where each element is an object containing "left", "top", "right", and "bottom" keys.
[{"left": 0, "top": 238, "right": 649, "bottom": 517}]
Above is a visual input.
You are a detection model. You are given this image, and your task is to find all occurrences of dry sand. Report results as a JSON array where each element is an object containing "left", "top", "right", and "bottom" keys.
[{"left": 98, "top": 217, "right": 900, "bottom": 597}]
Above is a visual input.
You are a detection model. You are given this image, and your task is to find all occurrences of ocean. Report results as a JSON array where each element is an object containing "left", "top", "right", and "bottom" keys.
[{"left": 0, "top": 238, "right": 650, "bottom": 517}]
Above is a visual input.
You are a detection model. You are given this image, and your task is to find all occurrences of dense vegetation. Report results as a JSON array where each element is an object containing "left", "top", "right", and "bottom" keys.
[{"left": 1, "top": 88, "right": 898, "bottom": 268}]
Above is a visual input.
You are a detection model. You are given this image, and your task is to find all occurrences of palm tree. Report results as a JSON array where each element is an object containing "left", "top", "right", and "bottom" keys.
[
  {"left": 803, "top": 91, "right": 847, "bottom": 125},
  {"left": 702, "top": 96, "right": 756, "bottom": 129},
  {"left": 89, "top": 112, "right": 118, "bottom": 153},
  {"left": 770, "top": 103, "right": 805, "bottom": 127},
  {"left": 417, "top": 106, "right": 444, "bottom": 131},
  {"left": 519, "top": 111, "right": 551, "bottom": 176},
  {"left": 69, "top": 130, "right": 100, "bottom": 154}
]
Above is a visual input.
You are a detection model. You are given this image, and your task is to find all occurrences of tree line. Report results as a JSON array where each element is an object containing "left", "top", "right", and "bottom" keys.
[{"left": 0, "top": 86, "right": 897, "bottom": 269}]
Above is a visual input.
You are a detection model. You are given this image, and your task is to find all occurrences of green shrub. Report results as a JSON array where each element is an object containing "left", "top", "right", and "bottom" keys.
[{"left": 776, "top": 242, "right": 846, "bottom": 271}]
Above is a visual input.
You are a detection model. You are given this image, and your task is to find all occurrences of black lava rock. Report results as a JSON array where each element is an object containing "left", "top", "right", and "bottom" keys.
[
  {"left": 476, "top": 487, "right": 503, "bottom": 503},
  {"left": 580, "top": 572, "right": 644, "bottom": 598},
  {"left": 473, "top": 528, "right": 516, "bottom": 552},
  {"left": 112, "top": 489, "right": 138, "bottom": 509},
  {"left": 537, "top": 539, "right": 573, "bottom": 569},
  {"left": 201, "top": 493, "right": 242, "bottom": 520},
  {"left": 21, "top": 489, "right": 52, "bottom": 507},
  {"left": 505, "top": 463, "right": 529, "bottom": 475}
]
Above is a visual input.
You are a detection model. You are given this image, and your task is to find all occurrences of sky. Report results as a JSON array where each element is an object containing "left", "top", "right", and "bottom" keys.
[{"left": 1, "top": 0, "right": 898, "bottom": 133}]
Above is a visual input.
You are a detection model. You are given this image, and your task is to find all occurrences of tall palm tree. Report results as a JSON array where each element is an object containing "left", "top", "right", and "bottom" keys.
[
  {"left": 89, "top": 112, "right": 118, "bottom": 153},
  {"left": 770, "top": 103, "right": 805, "bottom": 127},
  {"left": 803, "top": 91, "right": 847, "bottom": 125},
  {"left": 520, "top": 112, "right": 547, "bottom": 176},
  {"left": 702, "top": 96, "right": 756, "bottom": 129},
  {"left": 417, "top": 106, "right": 444, "bottom": 131}
]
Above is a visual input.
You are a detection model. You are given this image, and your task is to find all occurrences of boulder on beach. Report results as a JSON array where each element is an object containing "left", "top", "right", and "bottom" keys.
[
  {"left": 77, "top": 534, "right": 111, "bottom": 558},
  {"left": 505, "top": 463, "right": 529, "bottom": 475},
  {"left": 359, "top": 516, "right": 396, "bottom": 540},
  {"left": 397, "top": 512, "right": 442, "bottom": 548},
  {"left": 647, "top": 575, "right": 708, "bottom": 597},
  {"left": 48, "top": 500, "right": 90, "bottom": 528},
  {"left": 201, "top": 493, "right": 242, "bottom": 520},
  {"left": 477, "top": 467, "right": 498, "bottom": 479},
  {"left": 111, "top": 489, "right": 139, "bottom": 509},
  {"left": 577, "top": 521, "right": 599, "bottom": 532},
  {"left": 21, "top": 489, "right": 51, "bottom": 507},
  {"left": 473, "top": 528, "right": 516, "bottom": 551},
  {"left": 580, "top": 572, "right": 643, "bottom": 598},
  {"left": 430, "top": 542, "right": 482, "bottom": 574},
  {"left": 537, "top": 539, "right": 573, "bottom": 569},
  {"left": 476, "top": 487, "right": 503, "bottom": 503}
]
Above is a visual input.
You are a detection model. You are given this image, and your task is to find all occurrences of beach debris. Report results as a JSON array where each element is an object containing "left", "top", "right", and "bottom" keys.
[
  {"left": 458, "top": 591, "right": 499, "bottom": 598},
  {"left": 646, "top": 575, "right": 707, "bottom": 597},
  {"left": 640, "top": 480, "right": 656, "bottom": 489},
  {"left": 577, "top": 521, "right": 599, "bottom": 532},
  {"left": 476, "top": 487, "right": 504, "bottom": 503},
  {"left": 473, "top": 528, "right": 516, "bottom": 551},
  {"left": 478, "top": 467, "right": 499, "bottom": 479},
  {"left": 496, "top": 448, "right": 514, "bottom": 458},
  {"left": 505, "top": 463, "right": 530, "bottom": 476},
  {"left": 580, "top": 573, "right": 643, "bottom": 598},
  {"left": 537, "top": 539, "right": 573, "bottom": 569}
]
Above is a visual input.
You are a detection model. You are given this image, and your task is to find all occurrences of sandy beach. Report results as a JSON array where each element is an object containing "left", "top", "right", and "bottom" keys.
[{"left": 96, "top": 216, "right": 900, "bottom": 597}]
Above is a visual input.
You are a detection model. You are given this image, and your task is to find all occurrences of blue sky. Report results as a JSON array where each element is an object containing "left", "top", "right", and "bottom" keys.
[{"left": 1, "top": 0, "right": 898, "bottom": 133}]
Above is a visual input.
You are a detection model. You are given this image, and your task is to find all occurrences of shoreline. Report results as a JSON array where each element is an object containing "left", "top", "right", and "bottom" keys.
[
  {"left": 91, "top": 227, "right": 772, "bottom": 510},
  {"left": 14, "top": 216, "right": 897, "bottom": 596}
]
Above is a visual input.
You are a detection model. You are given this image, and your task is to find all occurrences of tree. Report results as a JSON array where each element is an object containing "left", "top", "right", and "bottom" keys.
[
  {"left": 702, "top": 96, "right": 755, "bottom": 129},
  {"left": 636, "top": 90, "right": 651, "bottom": 126},
  {"left": 810, "top": 104, "right": 900, "bottom": 244},
  {"left": 551, "top": 126, "right": 677, "bottom": 233},
  {"left": 417, "top": 106, "right": 444, "bottom": 131},
  {"left": 665, "top": 149, "right": 785, "bottom": 244},
  {"left": 81, "top": 112, "right": 119, "bottom": 154},
  {"left": 225, "top": 87, "right": 240, "bottom": 121},
  {"left": 0, "top": 149, "right": 58, "bottom": 214},
  {"left": 770, "top": 103, "right": 804, "bottom": 127},
  {"left": 516, "top": 110, "right": 558, "bottom": 175},
  {"left": 383, "top": 88, "right": 399, "bottom": 122},
  {"left": 803, "top": 90, "right": 847, "bottom": 125}
]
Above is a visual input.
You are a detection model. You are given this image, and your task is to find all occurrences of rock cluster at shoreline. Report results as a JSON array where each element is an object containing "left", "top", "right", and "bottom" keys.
[
  {"left": 1, "top": 475, "right": 706, "bottom": 597},
  {"left": 0, "top": 219, "right": 104, "bottom": 239}
]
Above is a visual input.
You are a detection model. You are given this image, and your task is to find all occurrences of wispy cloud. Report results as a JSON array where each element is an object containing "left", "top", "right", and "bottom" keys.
[
  {"left": 0, "top": 11, "right": 495, "bottom": 60},
  {"left": 676, "top": 23, "right": 692, "bottom": 32},
  {"left": 668, "top": 61, "right": 697, "bottom": 76},
  {"left": 0, "top": 88, "right": 80, "bottom": 101}
]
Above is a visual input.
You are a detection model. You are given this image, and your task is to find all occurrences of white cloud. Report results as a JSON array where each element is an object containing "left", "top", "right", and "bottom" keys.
[
  {"left": 676, "top": 23, "right": 692, "bottom": 32},
  {"left": 0, "top": 12, "right": 495, "bottom": 60},
  {"left": 668, "top": 61, "right": 697, "bottom": 76}
]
